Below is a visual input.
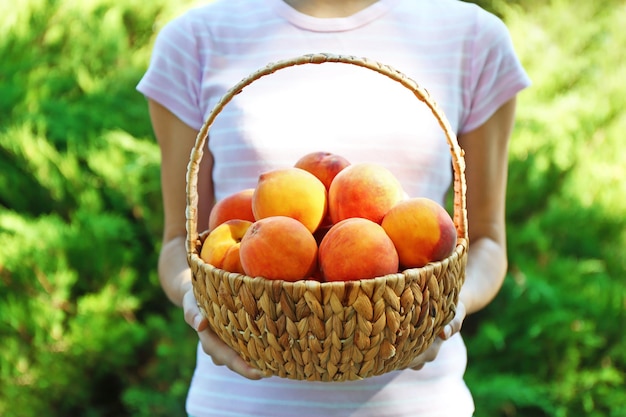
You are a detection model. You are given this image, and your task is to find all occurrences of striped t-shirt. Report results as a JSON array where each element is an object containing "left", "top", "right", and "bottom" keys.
[{"left": 137, "top": 0, "right": 530, "bottom": 415}]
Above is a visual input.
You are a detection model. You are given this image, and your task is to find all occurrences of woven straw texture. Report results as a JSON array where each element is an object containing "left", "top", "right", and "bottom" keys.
[{"left": 186, "top": 53, "right": 468, "bottom": 382}]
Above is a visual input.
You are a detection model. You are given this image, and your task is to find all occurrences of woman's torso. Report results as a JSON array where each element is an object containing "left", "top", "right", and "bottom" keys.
[{"left": 137, "top": 0, "right": 530, "bottom": 415}]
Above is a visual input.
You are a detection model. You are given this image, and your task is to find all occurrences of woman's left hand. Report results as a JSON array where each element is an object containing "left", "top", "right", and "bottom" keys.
[{"left": 407, "top": 301, "right": 466, "bottom": 370}]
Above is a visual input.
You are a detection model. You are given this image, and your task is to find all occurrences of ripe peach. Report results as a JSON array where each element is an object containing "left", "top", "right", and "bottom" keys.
[
  {"left": 208, "top": 188, "right": 255, "bottom": 232},
  {"left": 200, "top": 219, "right": 253, "bottom": 274},
  {"left": 294, "top": 151, "right": 351, "bottom": 191},
  {"left": 239, "top": 216, "right": 318, "bottom": 281},
  {"left": 381, "top": 197, "right": 457, "bottom": 268},
  {"left": 318, "top": 217, "right": 399, "bottom": 282},
  {"left": 328, "top": 163, "right": 404, "bottom": 225},
  {"left": 252, "top": 167, "right": 327, "bottom": 233}
]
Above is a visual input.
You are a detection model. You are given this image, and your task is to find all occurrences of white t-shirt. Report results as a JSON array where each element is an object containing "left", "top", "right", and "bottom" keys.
[{"left": 138, "top": 0, "right": 530, "bottom": 415}]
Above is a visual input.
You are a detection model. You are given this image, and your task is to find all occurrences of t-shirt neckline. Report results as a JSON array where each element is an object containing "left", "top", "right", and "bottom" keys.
[{"left": 267, "top": 0, "right": 402, "bottom": 32}]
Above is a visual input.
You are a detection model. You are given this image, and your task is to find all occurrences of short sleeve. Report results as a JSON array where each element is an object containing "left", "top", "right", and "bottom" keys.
[
  {"left": 136, "top": 12, "right": 205, "bottom": 131},
  {"left": 460, "top": 10, "right": 531, "bottom": 134}
]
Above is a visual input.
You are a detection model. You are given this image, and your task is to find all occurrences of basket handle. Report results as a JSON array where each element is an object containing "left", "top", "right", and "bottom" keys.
[{"left": 186, "top": 53, "right": 468, "bottom": 256}]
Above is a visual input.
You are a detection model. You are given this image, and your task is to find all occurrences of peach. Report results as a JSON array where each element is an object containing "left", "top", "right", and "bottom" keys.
[
  {"left": 318, "top": 217, "right": 399, "bottom": 282},
  {"left": 208, "top": 188, "right": 255, "bottom": 232},
  {"left": 239, "top": 216, "right": 318, "bottom": 281},
  {"left": 381, "top": 197, "right": 457, "bottom": 268},
  {"left": 200, "top": 219, "right": 253, "bottom": 274},
  {"left": 328, "top": 163, "right": 405, "bottom": 225},
  {"left": 252, "top": 167, "right": 327, "bottom": 233},
  {"left": 294, "top": 151, "right": 351, "bottom": 191}
]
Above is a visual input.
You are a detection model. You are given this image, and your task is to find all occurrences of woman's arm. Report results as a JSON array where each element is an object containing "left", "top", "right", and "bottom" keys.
[
  {"left": 410, "top": 97, "right": 518, "bottom": 370},
  {"left": 149, "top": 99, "right": 212, "bottom": 307},
  {"left": 148, "top": 99, "right": 264, "bottom": 379},
  {"left": 458, "top": 97, "right": 518, "bottom": 315}
]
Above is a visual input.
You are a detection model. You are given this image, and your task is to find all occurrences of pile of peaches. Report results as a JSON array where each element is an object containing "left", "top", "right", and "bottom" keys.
[{"left": 200, "top": 151, "right": 457, "bottom": 282}]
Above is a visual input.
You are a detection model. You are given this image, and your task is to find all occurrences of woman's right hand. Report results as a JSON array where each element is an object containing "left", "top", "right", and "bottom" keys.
[{"left": 181, "top": 284, "right": 266, "bottom": 380}]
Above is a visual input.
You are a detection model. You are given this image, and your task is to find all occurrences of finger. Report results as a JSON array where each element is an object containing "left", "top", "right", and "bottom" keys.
[
  {"left": 409, "top": 345, "right": 440, "bottom": 370},
  {"left": 440, "top": 301, "right": 466, "bottom": 340},
  {"left": 198, "top": 328, "right": 265, "bottom": 380},
  {"left": 182, "top": 289, "right": 208, "bottom": 331},
  {"left": 409, "top": 337, "right": 443, "bottom": 370}
]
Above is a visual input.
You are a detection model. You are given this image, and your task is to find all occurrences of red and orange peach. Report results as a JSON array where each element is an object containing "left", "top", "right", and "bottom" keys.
[
  {"left": 318, "top": 217, "right": 399, "bottom": 282},
  {"left": 294, "top": 151, "right": 351, "bottom": 191},
  {"left": 208, "top": 188, "right": 255, "bottom": 232},
  {"left": 381, "top": 197, "right": 457, "bottom": 268},
  {"left": 328, "top": 163, "right": 404, "bottom": 225},
  {"left": 239, "top": 216, "right": 319, "bottom": 281},
  {"left": 252, "top": 167, "right": 327, "bottom": 233},
  {"left": 200, "top": 219, "right": 253, "bottom": 274}
]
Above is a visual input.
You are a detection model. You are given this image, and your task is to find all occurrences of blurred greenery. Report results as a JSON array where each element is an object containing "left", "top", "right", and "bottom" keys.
[{"left": 0, "top": 0, "right": 624, "bottom": 416}]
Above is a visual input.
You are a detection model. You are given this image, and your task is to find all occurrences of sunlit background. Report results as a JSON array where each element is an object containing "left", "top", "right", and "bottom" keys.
[{"left": 0, "top": 0, "right": 624, "bottom": 416}]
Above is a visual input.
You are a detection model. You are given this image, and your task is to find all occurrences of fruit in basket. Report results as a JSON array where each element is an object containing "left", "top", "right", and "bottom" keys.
[
  {"left": 381, "top": 197, "right": 457, "bottom": 268},
  {"left": 239, "top": 216, "right": 318, "bottom": 281},
  {"left": 295, "top": 151, "right": 351, "bottom": 228},
  {"left": 294, "top": 151, "right": 351, "bottom": 191},
  {"left": 200, "top": 219, "right": 253, "bottom": 273},
  {"left": 208, "top": 188, "right": 255, "bottom": 232},
  {"left": 328, "top": 163, "right": 404, "bottom": 224},
  {"left": 252, "top": 167, "right": 327, "bottom": 233},
  {"left": 318, "top": 217, "right": 399, "bottom": 282}
]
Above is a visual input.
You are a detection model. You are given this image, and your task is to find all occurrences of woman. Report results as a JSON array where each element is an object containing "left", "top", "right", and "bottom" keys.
[{"left": 137, "top": 0, "right": 531, "bottom": 415}]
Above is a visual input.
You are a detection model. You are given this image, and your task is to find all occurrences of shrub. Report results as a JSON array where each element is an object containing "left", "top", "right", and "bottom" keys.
[
  {"left": 1, "top": 0, "right": 624, "bottom": 416},
  {"left": 464, "top": 1, "right": 626, "bottom": 416}
]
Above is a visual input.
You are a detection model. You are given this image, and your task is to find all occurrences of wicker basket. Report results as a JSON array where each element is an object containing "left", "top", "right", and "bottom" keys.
[{"left": 186, "top": 53, "right": 468, "bottom": 382}]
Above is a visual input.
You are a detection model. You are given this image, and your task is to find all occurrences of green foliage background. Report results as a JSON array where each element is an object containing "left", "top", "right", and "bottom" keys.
[{"left": 1, "top": 0, "right": 624, "bottom": 416}]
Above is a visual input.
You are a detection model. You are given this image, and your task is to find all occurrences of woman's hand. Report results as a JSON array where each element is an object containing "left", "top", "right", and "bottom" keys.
[
  {"left": 408, "top": 301, "right": 466, "bottom": 371},
  {"left": 181, "top": 285, "right": 266, "bottom": 380}
]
